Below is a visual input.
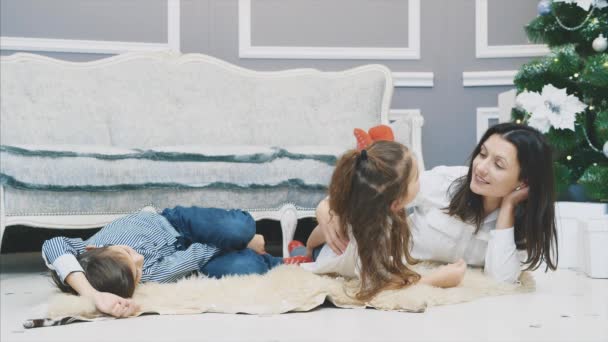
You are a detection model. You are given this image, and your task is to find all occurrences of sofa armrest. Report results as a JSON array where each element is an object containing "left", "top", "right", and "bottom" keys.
[{"left": 389, "top": 110, "right": 425, "bottom": 172}]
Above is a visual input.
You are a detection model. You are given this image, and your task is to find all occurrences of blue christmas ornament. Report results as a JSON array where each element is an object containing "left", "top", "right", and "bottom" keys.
[{"left": 537, "top": 0, "right": 552, "bottom": 16}]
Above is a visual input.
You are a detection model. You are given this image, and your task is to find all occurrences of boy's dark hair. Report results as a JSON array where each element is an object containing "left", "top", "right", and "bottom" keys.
[{"left": 50, "top": 247, "right": 136, "bottom": 298}]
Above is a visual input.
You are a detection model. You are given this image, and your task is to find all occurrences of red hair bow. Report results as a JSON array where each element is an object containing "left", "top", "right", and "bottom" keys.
[{"left": 353, "top": 125, "right": 394, "bottom": 150}]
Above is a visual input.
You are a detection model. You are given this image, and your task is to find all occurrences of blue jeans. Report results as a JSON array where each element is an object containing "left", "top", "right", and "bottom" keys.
[
  {"left": 290, "top": 245, "right": 323, "bottom": 261},
  {"left": 201, "top": 249, "right": 284, "bottom": 278},
  {"left": 161, "top": 206, "right": 283, "bottom": 277}
]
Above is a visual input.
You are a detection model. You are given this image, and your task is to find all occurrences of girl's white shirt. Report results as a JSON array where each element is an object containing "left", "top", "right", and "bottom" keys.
[
  {"left": 409, "top": 165, "right": 525, "bottom": 283},
  {"left": 300, "top": 232, "right": 361, "bottom": 278}
]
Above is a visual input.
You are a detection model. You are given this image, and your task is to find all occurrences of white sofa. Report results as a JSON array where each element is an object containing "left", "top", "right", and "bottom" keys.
[{"left": 0, "top": 52, "right": 424, "bottom": 256}]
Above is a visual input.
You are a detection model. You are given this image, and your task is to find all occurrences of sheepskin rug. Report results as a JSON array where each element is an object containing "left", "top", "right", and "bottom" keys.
[{"left": 25, "top": 263, "right": 535, "bottom": 328}]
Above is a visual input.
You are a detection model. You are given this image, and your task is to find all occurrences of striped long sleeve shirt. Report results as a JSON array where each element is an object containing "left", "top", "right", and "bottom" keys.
[{"left": 42, "top": 211, "right": 221, "bottom": 284}]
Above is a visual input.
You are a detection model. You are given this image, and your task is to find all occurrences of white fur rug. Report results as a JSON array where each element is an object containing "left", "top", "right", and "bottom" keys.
[{"left": 24, "top": 263, "right": 535, "bottom": 328}]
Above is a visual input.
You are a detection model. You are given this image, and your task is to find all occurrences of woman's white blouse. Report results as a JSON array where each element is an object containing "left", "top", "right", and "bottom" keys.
[{"left": 408, "top": 166, "right": 525, "bottom": 283}]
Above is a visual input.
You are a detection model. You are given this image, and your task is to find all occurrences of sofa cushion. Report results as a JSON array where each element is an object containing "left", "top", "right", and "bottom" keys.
[
  {"left": 106, "top": 65, "right": 388, "bottom": 148},
  {"left": 0, "top": 144, "right": 344, "bottom": 191},
  {"left": 3, "top": 187, "right": 328, "bottom": 216},
  {"left": 1, "top": 54, "right": 391, "bottom": 148},
  {"left": 0, "top": 62, "right": 114, "bottom": 145}
]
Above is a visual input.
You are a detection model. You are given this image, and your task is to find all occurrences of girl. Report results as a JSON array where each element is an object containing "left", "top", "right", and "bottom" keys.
[
  {"left": 318, "top": 123, "right": 558, "bottom": 284},
  {"left": 43, "top": 206, "right": 302, "bottom": 318},
  {"left": 292, "top": 140, "right": 466, "bottom": 302}
]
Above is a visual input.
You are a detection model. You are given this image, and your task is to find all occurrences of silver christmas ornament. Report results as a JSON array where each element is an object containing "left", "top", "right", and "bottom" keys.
[
  {"left": 592, "top": 34, "right": 608, "bottom": 52},
  {"left": 538, "top": 0, "right": 552, "bottom": 15}
]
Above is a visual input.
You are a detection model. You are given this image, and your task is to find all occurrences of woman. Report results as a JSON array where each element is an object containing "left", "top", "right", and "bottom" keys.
[{"left": 316, "top": 123, "right": 558, "bottom": 283}]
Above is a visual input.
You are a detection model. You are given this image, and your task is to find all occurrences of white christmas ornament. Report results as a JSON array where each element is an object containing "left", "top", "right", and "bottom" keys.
[
  {"left": 604, "top": 141, "right": 608, "bottom": 158},
  {"left": 516, "top": 84, "right": 587, "bottom": 133},
  {"left": 553, "top": 0, "right": 608, "bottom": 10},
  {"left": 538, "top": 0, "right": 552, "bottom": 15},
  {"left": 593, "top": 34, "right": 608, "bottom": 52}
]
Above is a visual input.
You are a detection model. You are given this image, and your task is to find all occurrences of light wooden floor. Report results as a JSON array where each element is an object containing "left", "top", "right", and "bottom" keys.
[{"left": 1, "top": 252, "right": 607, "bottom": 342}]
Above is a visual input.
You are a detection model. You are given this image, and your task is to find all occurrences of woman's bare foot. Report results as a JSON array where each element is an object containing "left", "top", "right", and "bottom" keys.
[
  {"left": 419, "top": 259, "right": 466, "bottom": 288},
  {"left": 247, "top": 234, "right": 266, "bottom": 254}
]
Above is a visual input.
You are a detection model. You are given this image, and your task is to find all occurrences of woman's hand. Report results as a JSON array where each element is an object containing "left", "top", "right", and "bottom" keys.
[
  {"left": 496, "top": 185, "right": 529, "bottom": 230},
  {"left": 502, "top": 184, "right": 529, "bottom": 209},
  {"left": 93, "top": 292, "right": 140, "bottom": 318},
  {"left": 316, "top": 199, "right": 349, "bottom": 255}
]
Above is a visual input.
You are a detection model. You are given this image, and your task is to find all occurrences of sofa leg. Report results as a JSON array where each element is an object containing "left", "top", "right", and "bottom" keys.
[
  {"left": 279, "top": 204, "right": 298, "bottom": 258},
  {"left": 0, "top": 219, "right": 4, "bottom": 253},
  {"left": 0, "top": 186, "right": 6, "bottom": 252}
]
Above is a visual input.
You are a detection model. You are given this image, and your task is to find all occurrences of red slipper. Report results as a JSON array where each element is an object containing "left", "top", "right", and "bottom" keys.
[
  {"left": 288, "top": 240, "right": 305, "bottom": 254},
  {"left": 283, "top": 255, "right": 313, "bottom": 265}
]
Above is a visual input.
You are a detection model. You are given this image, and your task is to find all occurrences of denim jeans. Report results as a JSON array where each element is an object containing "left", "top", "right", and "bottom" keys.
[
  {"left": 161, "top": 206, "right": 283, "bottom": 277},
  {"left": 290, "top": 245, "right": 323, "bottom": 261},
  {"left": 201, "top": 248, "right": 284, "bottom": 278}
]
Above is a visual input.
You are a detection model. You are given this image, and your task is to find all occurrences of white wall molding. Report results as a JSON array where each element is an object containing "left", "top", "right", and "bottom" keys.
[
  {"left": 0, "top": 0, "right": 180, "bottom": 54},
  {"left": 476, "top": 107, "right": 499, "bottom": 141},
  {"left": 167, "top": 0, "right": 181, "bottom": 52},
  {"left": 462, "top": 70, "right": 517, "bottom": 87},
  {"left": 475, "top": 0, "right": 549, "bottom": 58},
  {"left": 0, "top": 37, "right": 172, "bottom": 54},
  {"left": 238, "top": 0, "right": 420, "bottom": 60},
  {"left": 393, "top": 72, "right": 434, "bottom": 87},
  {"left": 389, "top": 109, "right": 425, "bottom": 171},
  {"left": 389, "top": 108, "right": 422, "bottom": 121}
]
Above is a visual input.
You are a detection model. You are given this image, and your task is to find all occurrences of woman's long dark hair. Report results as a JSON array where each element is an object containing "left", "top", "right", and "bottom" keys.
[
  {"left": 328, "top": 140, "right": 420, "bottom": 301},
  {"left": 446, "top": 122, "right": 558, "bottom": 271},
  {"left": 50, "top": 247, "right": 136, "bottom": 298}
]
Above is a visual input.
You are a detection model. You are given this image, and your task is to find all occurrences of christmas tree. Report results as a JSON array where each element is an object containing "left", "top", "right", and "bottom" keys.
[{"left": 511, "top": 0, "right": 608, "bottom": 202}]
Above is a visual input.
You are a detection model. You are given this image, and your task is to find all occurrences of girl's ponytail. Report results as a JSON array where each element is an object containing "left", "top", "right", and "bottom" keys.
[{"left": 328, "top": 149, "right": 360, "bottom": 238}]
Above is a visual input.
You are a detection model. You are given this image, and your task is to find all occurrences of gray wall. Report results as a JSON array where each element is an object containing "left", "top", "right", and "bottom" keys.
[{"left": 0, "top": 0, "right": 542, "bottom": 168}]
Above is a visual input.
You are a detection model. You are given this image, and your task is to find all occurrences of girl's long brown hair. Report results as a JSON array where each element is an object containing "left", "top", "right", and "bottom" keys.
[{"left": 328, "top": 140, "right": 420, "bottom": 301}]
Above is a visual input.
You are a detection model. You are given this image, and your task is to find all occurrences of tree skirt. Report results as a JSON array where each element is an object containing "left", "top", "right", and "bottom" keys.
[{"left": 24, "top": 262, "right": 535, "bottom": 328}]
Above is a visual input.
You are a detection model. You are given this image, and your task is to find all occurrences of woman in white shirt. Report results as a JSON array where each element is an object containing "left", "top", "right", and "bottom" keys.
[{"left": 316, "top": 123, "right": 558, "bottom": 283}]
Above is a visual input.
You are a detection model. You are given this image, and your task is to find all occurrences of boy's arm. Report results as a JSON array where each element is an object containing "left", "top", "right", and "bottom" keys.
[
  {"left": 143, "top": 243, "right": 222, "bottom": 283},
  {"left": 65, "top": 272, "right": 139, "bottom": 317},
  {"left": 42, "top": 237, "right": 87, "bottom": 283}
]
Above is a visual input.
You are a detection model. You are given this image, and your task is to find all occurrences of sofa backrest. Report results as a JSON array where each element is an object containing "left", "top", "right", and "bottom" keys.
[{"left": 1, "top": 52, "right": 392, "bottom": 148}]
